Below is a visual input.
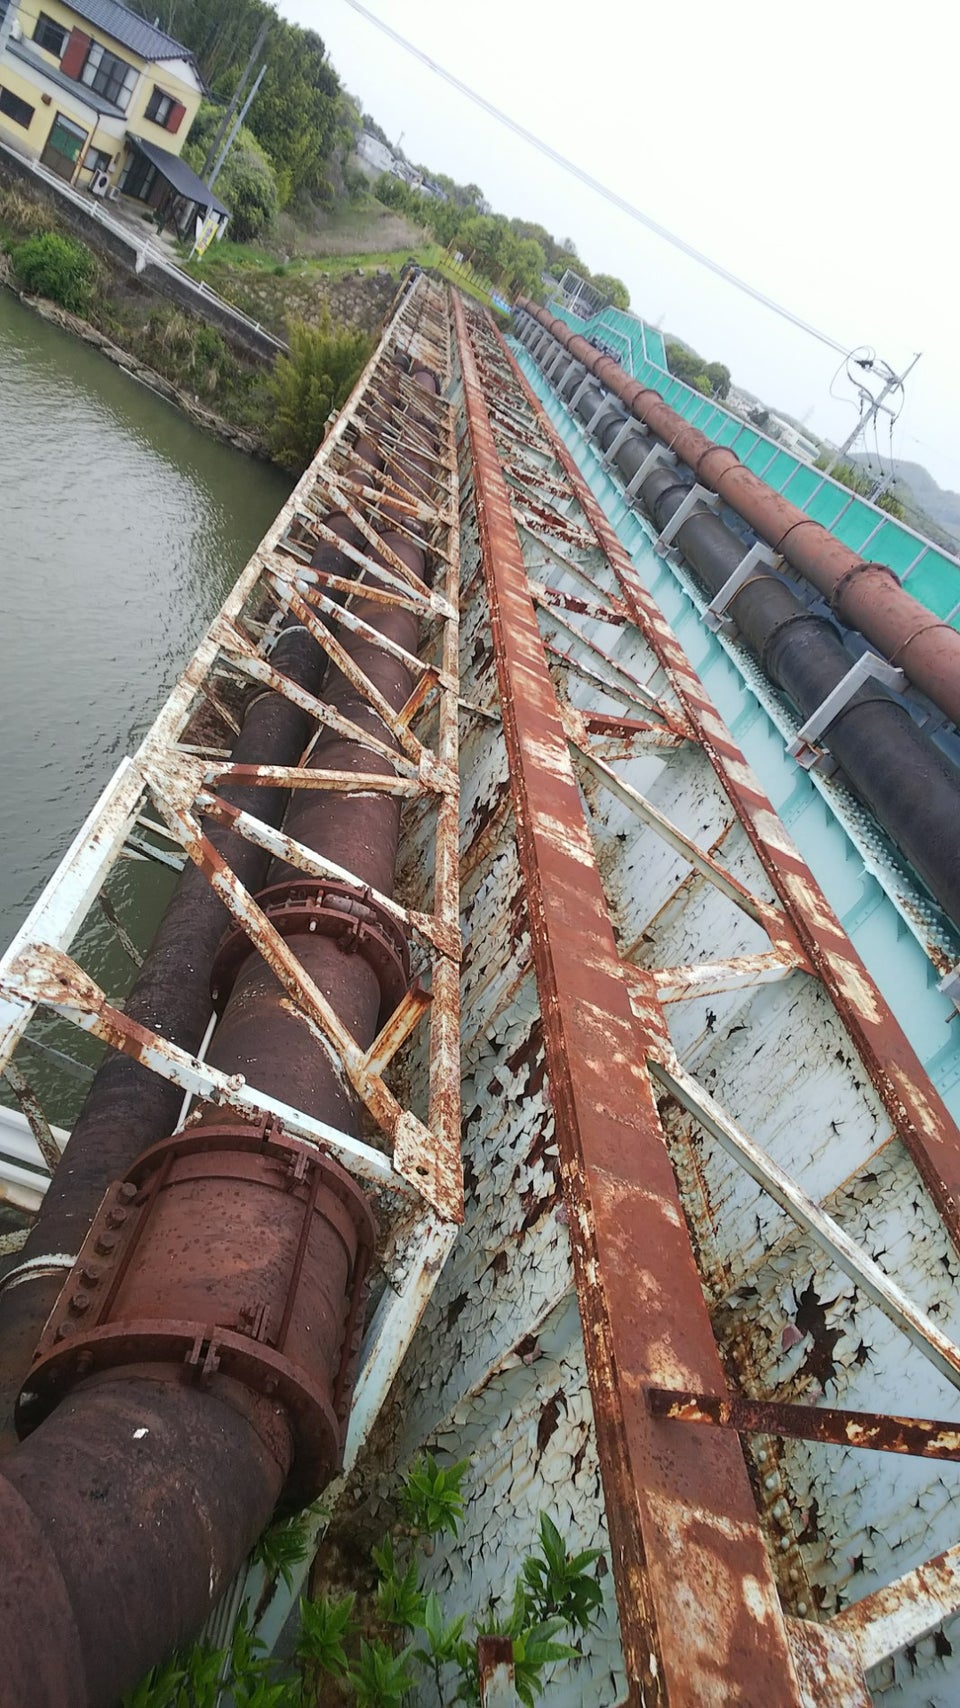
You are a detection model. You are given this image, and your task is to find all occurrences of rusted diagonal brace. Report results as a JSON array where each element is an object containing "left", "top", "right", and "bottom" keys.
[
  {"left": 268, "top": 576, "right": 429, "bottom": 768},
  {"left": 647, "top": 1388, "right": 960, "bottom": 1462},
  {"left": 455, "top": 293, "right": 803, "bottom": 1708},
  {"left": 537, "top": 601, "right": 688, "bottom": 732},
  {"left": 529, "top": 578, "right": 628, "bottom": 627},
  {"left": 315, "top": 478, "right": 430, "bottom": 595},
  {"left": 282, "top": 518, "right": 432, "bottom": 608},
  {"left": 543, "top": 637, "right": 683, "bottom": 728},
  {"left": 193, "top": 792, "right": 459, "bottom": 960},
  {"left": 0, "top": 945, "right": 411, "bottom": 1200},
  {"left": 300, "top": 563, "right": 431, "bottom": 617},
  {"left": 145, "top": 772, "right": 462, "bottom": 1221},
  {"left": 497, "top": 325, "right": 960, "bottom": 1257},
  {"left": 208, "top": 615, "right": 421, "bottom": 779},
  {"left": 572, "top": 738, "right": 802, "bottom": 955}
]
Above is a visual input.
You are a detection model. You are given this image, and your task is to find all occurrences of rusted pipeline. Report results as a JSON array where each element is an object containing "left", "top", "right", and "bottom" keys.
[
  {"left": 541, "top": 355, "right": 960, "bottom": 931},
  {"left": 516, "top": 298, "right": 960, "bottom": 727},
  {"left": 0, "top": 342, "right": 442, "bottom": 1705},
  {"left": 0, "top": 608, "right": 345, "bottom": 1451}
]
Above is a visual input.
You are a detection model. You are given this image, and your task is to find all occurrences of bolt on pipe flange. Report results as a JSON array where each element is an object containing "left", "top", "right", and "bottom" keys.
[
  {"left": 16, "top": 1119, "right": 376, "bottom": 1508},
  {"left": 210, "top": 878, "right": 411, "bottom": 1024}
]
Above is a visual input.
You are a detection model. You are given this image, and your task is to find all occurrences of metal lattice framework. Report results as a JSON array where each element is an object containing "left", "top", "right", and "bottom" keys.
[
  {"left": 0, "top": 273, "right": 462, "bottom": 1468},
  {"left": 453, "top": 292, "right": 960, "bottom": 1704}
]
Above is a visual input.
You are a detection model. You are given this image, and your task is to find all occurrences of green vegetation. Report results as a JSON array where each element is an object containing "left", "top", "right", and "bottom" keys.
[
  {"left": 11, "top": 232, "right": 98, "bottom": 314},
  {"left": 124, "top": 1456, "right": 605, "bottom": 1706},
  {"left": 814, "top": 453, "right": 906, "bottom": 520},
  {"left": 591, "top": 272, "right": 630, "bottom": 310},
  {"left": 142, "top": 0, "right": 350, "bottom": 211},
  {"left": 184, "top": 107, "right": 278, "bottom": 242},
  {"left": 266, "top": 316, "right": 371, "bottom": 473},
  {"left": 371, "top": 175, "right": 628, "bottom": 310},
  {"left": 665, "top": 339, "right": 731, "bottom": 400}
]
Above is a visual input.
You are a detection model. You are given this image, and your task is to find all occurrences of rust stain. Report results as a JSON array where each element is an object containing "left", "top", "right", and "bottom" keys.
[{"left": 454, "top": 293, "right": 803, "bottom": 1708}]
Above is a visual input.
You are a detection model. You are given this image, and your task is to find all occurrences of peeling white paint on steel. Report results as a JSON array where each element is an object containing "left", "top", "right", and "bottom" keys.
[
  {"left": 0, "top": 280, "right": 467, "bottom": 1614},
  {"left": 388, "top": 310, "right": 960, "bottom": 1707}
]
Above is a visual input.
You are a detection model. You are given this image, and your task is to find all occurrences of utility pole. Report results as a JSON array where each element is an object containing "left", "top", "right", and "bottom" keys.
[
  {"left": 823, "top": 352, "right": 921, "bottom": 478},
  {"left": 208, "top": 62, "right": 266, "bottom": 188},
  {"left": 202, "top": 16, "right": 270, "bottom": 181}
]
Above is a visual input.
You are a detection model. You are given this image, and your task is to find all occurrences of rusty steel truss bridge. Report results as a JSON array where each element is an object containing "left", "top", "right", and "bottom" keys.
[{"left": 1, "top": 275, "right": 960, "bottom": 1706}]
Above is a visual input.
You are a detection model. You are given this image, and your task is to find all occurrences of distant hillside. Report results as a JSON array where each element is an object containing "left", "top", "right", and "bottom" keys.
[{"left": 849, "top": 454, "right": 960, "bottom": 549}]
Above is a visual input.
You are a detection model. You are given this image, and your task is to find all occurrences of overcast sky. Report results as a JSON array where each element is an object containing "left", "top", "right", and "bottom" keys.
[{"left": 287, "top": 0, "right": 958, "bottom": 491}]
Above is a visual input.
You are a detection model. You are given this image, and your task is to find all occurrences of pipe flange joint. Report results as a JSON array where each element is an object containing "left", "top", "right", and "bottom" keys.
[
  {"left": 16, "top": 1119, "right": 377, "bottom": 1509},
  {"left": 828, "top": 559, "right": 900, "bottom": 616},
  {"left": 210, "top": 878, "right": 411, "bottom": 1024}
]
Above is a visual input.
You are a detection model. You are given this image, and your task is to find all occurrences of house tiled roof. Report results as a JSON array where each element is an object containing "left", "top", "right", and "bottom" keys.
[{"left": 66, "top": 0, "right": 198, "bottom": 67}]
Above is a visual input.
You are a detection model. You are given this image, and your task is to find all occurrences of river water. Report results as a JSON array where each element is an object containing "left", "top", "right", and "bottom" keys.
[{"left": 0, "top": 289, "right": 290, "bottom": 957}]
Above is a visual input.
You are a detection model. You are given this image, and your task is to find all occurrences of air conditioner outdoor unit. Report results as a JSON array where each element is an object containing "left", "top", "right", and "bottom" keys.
[{"left": 91, "top": 170, "right": 111, "bottom": 197}]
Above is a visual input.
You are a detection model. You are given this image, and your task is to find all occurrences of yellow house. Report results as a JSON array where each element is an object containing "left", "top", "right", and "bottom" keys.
[{"left": 0, "top": 0, "right": 227, "bottom": 224}]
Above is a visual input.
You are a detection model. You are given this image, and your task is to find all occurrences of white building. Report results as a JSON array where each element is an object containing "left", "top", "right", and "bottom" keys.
[{"left": 355, "top": 129, "right": 395, "bottom": 177}]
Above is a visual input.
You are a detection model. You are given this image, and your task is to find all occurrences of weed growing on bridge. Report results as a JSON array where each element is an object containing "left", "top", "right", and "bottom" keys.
[{"left": 124, "top": 1453, "right": 604, "bottom": 1706}]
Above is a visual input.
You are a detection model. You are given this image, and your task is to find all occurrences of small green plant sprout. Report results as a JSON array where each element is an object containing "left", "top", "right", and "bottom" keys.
[
  {"left": 373, "top": 1535, "right": 427, "bottom": 1629},
  {"left": 472, "top": 1583, "right": 577, "bottom": 1708},
  {"left": 122, "top": 1638, "right": 228, "bottom": 1708},
  {"left": 413, "top": 1589, "right": 469, "bottom": 1703},
  {"left": 521, "top": 1513, "right": 604, "bottom": 1632},
  {"left": 122, "top": 1655, "right": 190, "bottom": 1708},
  {"left": 296, "top": 1590, "right": 357, "bottom": 1679},
  {"left": 252, "top": 1510, "right": 313, "bottom": 1593},
  {"left": 347, "top": 1636, "right": 417, "bottom": 1708},
  {"left": 399, "top": 1451, "right": 469, "bottom": 1538}
]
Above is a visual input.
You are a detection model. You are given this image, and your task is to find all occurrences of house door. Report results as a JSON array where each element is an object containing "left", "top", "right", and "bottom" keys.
[
  {"left": 121, "top": 151, "right": 157, "bottom": 203},
  {"left": 40, "top": 113, "right": 88, "bottom": 183}
]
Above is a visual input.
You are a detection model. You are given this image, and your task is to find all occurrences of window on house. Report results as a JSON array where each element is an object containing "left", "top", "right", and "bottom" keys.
[
  {"left": 145, "top": 85, "right": 174, "bottom": 126},
  {"left": 80, "top": 42, "right": 138, "bottom": 110},
  {"left": 84, "top": 146, "right": 112, "bottom": 173},
  {"left": 32, "top": 13, "right": 68, "bottom": 57},
  {"left": 0, "top": 86, "right": 35, "bottom": 128}
]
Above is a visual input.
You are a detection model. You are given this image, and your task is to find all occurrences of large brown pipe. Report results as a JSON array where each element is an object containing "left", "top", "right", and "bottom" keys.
[
  {"left": 0, "top": 615, "right": 337, "bottom": 1448},
  {"left": 0, "top": 320, "right": 442, "bottom": 1704},
  {"left": 517, "top": 299, "right": 960, "bottom": 728}
]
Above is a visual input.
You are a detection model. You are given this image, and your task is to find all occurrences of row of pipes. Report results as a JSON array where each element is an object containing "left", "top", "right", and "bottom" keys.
[
  {"left": 513, "top": 301, "right": 960, "bottom": 938},
  {"left": 0, "top": 294, "right": 442, "bottom": 1705}
]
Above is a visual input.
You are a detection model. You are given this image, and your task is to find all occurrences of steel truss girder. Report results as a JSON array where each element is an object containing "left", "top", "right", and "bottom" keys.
[
  {"left": 455, "top": 291, "right": 805, "bottom": 1708},
  {"left": 0, "top": 276, "right": 463, "bottom": 1476},
  {"left": 458, "top": 298, "right": 960, "bottom": 1705}
]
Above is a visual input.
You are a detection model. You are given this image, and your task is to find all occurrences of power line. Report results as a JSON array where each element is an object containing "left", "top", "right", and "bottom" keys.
[{"left": 339, "top": 0, "right": 850, "bottom": 355}]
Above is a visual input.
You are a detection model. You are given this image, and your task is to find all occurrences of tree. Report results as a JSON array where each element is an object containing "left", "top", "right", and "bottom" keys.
[
  {"left": 267, "top": 317, "right": 372, "bottom": 472},
  {"left": 592, "top": 272, "right": 630, "bottom": 310},
  {"left": 142, "top": 0, "right": 343, "bottom": 207},
  {"left": 704, "top": 361, "right": 731, "bottom": 400},
  {"left": 184, "top": 106, "right": 278, "bottom": 240}
]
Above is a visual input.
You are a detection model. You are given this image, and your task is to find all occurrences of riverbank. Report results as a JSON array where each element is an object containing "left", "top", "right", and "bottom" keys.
[
  {"left": 0, "top": 249, "right": 266, "bottom": 457},
  {"left": 0, "top": 176, "right": 409, "bottom": 467},
  {"left": 0, "top": 285, "right": 289, "bottom": 961}
]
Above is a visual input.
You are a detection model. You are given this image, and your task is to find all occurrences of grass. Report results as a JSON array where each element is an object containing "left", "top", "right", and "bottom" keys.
[
  {"left": 434, "top": 256, "right": 495, "bottom": 309},
  {"left": 183, "top": 242, "right": 442, "bottom": 284}
]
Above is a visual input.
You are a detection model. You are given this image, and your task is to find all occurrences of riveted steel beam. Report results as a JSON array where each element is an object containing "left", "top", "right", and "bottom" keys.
[{"left": 455, "top": 291, "right": 803, "bottom": 1708}]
